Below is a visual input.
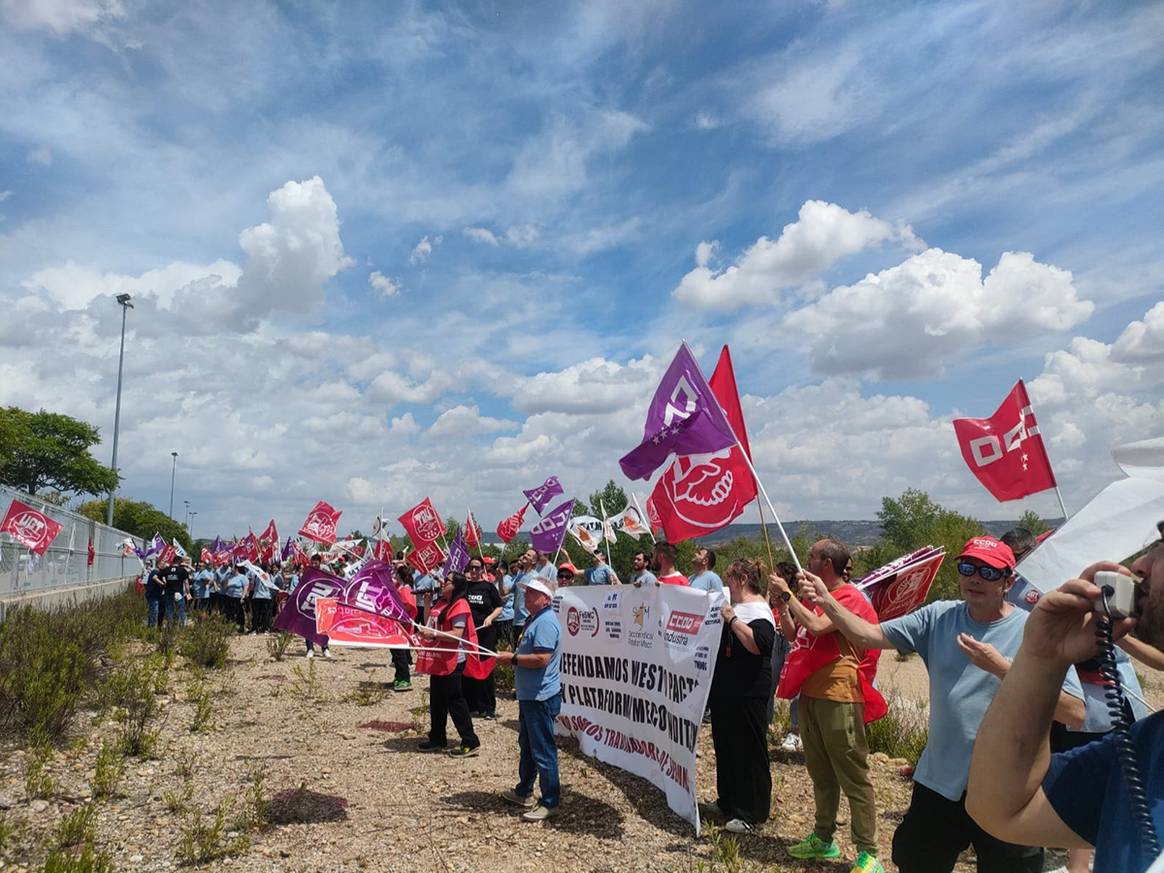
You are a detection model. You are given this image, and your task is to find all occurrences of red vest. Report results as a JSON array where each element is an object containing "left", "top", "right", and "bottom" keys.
[
  {"left": 777, "top": 583, "right": 887, "bottom": 723},
  {"left": 415, "top": 597, "right": 491, "bottom": 679}
]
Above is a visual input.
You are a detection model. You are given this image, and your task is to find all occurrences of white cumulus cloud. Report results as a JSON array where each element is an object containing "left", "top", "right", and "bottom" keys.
[{"left": 369, "top": 270, "right": 399, "bottom": 297}]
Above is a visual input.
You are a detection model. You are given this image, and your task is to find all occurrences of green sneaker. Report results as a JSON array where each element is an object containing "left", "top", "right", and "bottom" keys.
[
  {"left": 788, "top": 834, "right": 841, "bottom": 861},
  {"left": 850, "top": 852, "right": 884, "bottom": 873},
  {"left": 392, "top": 679, "right": 412, "bottom": 692}
]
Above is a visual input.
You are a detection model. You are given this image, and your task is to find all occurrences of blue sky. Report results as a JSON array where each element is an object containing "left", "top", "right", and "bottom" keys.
[{"left": 1, "top": 0, "right": 1161, "bottom": 540}]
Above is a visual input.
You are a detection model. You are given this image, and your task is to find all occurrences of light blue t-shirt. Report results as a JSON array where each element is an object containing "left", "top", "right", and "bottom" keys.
[
  {"left": 585, "top": 565, "right": 615, "bottom": 586},
  {"left": 631, "top": 570, "right": 657, "bottom": 586},
  {"left": 512, "top": 570, "right": 533, "bottom": 625},
  {"left": 514, "top": 606, "right": 561, "bottom": 701},
  {"left": 881, "top": 600, "right": 1083, "bottom": 801},
  {"left": 689, "top": 570, "right": 724, "bottom": 593},
  {"left": 224, "top": 573, "right": 247, "bottom": 599},
  {"left": 250, "top": 570, "right": 276, "bottom": 600},
  {"left": 192, "top": 570, "right": 214, "bottom": 599},
  {"left": 499, "top": 575, "right": 515, "bottom": 622}
]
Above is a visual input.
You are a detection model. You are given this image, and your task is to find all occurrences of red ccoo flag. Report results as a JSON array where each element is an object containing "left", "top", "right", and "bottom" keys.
[
  {"left": 953, "top": 380, "right": 1057, "bottom": 502},
  {"left": 647, "top": 345, "right": 758, "bottom": 543},
  {"left": 0, "top": 500, "right": 64, "bottom": 555},
  {"left": 496, "top": 504, "right": 527, "bottom": 544},
  {"left": 257, "top": 519, "right": 279, "bottom": 561},
  {"left": 398, "top": 498, "right": 444, "bottom": 546},
  {"left": 299, "top": 500, "right": 342, "bottom": 545},
  {"left": 87, "top": 538, "right": 95, "bottom": 567},
  {"left": 464, "top": 512, "right": 482, "bottom": 549}
]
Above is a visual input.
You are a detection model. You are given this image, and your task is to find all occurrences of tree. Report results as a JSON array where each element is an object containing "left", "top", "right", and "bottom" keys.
[
  {"left": 0, "top": 407, "right": 119, "bottom": 498},
  {"left": 76, "top": 497, "right": 192, "bottom": 553},
  {"left": 1016, "top": 509, "right": 1049, "bottom": 536},
  {"left": 868, "top": 489, "right": 985, "bottom": 601}
]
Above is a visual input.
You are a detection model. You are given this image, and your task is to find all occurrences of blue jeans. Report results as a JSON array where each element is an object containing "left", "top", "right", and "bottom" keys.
[
  {"left": 147, "top": 596, "right": 161, "bottom": 627},
  {"left": 516, "top": 694, "right": 561, "bottom": 808}
]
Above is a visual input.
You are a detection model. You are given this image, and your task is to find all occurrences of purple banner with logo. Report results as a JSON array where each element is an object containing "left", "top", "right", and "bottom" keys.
[
  {"left": 530, "top": 497, "right": 575, "bottom": 554},
  {"left": 523, "top": 475, "right": 564, "bottom": 515},
  {"left": 274, "top": 561, "right": 413, "bottom": 645},
  {"left": 442, "top": 530, "right": 470, "bottom": 576}
]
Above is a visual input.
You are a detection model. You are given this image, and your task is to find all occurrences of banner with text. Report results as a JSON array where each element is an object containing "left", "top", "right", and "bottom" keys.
[{"left": 554, "top": 583, "right": 725, "bottom": 835}]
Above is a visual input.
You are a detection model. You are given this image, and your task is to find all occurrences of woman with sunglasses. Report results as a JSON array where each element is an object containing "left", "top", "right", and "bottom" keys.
[
  {"left": 416, "top": 572, "right": 482, "bottom": 757},
  {"left": 798, "top": 536, "right": 1086, "bottom": 873}
]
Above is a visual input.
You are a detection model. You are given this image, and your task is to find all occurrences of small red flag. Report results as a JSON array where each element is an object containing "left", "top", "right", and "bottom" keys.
[
  {"left": 953, "top": 380, "right": 1057, "bottom": 502},
  {"left": 0, "top": 500, "right": 64, "bottom": 555},
  {"left": 257, "top": 519, "right": 279, "bottom": 560},
  {"left": 496, "top": 504, "right": 527, "bottom": 544},
  {"left": 406, "top": 541, "right": 445, "bottom": 574},
  {"left": 87, "top": 538, "right": 95, "bottom": 566},
  {"left": 647, "top": 345, "right": 758, "bottom": 543},
  {"left": 398, "top": 498, "right": 444, "bottom": 546},
  {"left": 464, "top": 512, "right": 482, "bottom": 549},
  {"left": 299, "top": 500, "right": 343, "bottom": 544}
]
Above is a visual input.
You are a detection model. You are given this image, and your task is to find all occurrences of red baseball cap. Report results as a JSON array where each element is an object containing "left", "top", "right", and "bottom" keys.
[{"left": 958, "top": 536, "right": 1016, "bottom": 570}]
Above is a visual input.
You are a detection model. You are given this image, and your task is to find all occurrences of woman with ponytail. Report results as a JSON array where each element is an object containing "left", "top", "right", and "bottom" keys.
[
  {"left": 707, "top": 558, "right": 777, "bottom": 834},
  {"left": 416, "top": 572, "right": 481, "bottom": 757}
]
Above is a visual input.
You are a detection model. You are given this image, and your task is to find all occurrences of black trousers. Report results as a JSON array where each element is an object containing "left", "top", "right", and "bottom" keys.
[
  {"left": 710, "top": 696, "right": 771, "bottom": 825},
  {"left": 252, "top": 598, "right": 273, "bottom": 632},
  {"left": 892, "top": 782, "right": 1043, "bottom": 873},
  {"left": 428, "top": 663, "right": 478, "bottom": 749},
  {"left": 464, "top": 625, "right": 497, "bottom": 715},
  {"left": 225, "top": 597, "right": 245, "bottom": 632},
  {"left": 391, "top": 648, "right": 411, "bottom": 683}
]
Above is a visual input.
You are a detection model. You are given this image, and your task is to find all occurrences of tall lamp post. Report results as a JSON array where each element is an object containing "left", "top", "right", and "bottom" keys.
[
  {"left": 168, "top": 451, "right": 179, "bottom": 519},
  {"left": 189, "top": 511, "right": 197, "bottom": 542},
  {"left": 106, "top": 293, "right": 134, "bottom": 526},
  {"left": 184, "top": 500, "right": 191, "bottom": 529}
]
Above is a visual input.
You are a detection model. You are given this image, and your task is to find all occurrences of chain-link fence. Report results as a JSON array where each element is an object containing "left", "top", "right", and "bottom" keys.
[{"left": 0, "top": 484, "right": 143, "bottom": 598}]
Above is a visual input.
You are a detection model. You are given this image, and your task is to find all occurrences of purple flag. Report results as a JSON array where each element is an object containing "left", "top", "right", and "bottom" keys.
[
  {"left": 279, "top": 536, "right": 294, "bottom": 562},
  {"left": 618, "top": 342, "right": 738, "bottom": 481},
  {"left": 210, "top": 536, "right": 223, "bottom": 554},
  {"left": 273, "top": 567, "right": 348, "bottom": 646},
  {"left": 146, "top": 532, "right": 166, "bottom": 556},
  {"left": 523, "top": 476, "right": 564, "bottom": 515},
  {"left": 530, "top": 497, "right": 575, "bottom": 554},
  {"left": 334, "top": 560, "right": 413, "bottom": 626},
  {"left": 442, "top": 530, "right": 470, "bottom": 576}
]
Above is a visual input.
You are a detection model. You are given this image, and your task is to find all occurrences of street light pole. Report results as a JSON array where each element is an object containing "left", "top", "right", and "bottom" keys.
[
  {"left": 184, "top": 500, "right": 190, "bottom": 529},
  {"left": 169, "top": 451, "right": 179, "bottom": 519},
  {"left": 189, "top": 511, "right": 197, "bottom": 542},
  {"left": 106, "top": 294, "right": 133, "bottom": 526}
]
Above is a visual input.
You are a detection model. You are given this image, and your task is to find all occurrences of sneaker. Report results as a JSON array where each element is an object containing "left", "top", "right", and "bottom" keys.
[
  {"left": 323, "top": 648, "right": 332, "bottom": 658},
  {"left": 521, "top": 804, "right": 558, "bottom": 822},
  {"left": 788, "top": 834, "right": 841, "bottom": 861},
  {"left": 418, "top": 739, "right": 447, "bottom": 752},
  {"left": 392, "top": 679, "right": 412, "bottom": 692},
  {"left": 480, "top": 711, "right": 497, "bottom": 720},
  {"left": 850, "top": 852, "right": 884, "bottom": 873},
  {"left": 501, "top": 789, "right": 535, "bottom": 809},
  {"left": 780, "top": 734, "right": 803, "bottom": 752},
  {"left": 448, "top": 744, "right": 480, "bottom": 758},
  {"left": 305, "top": 650, "right": 314, "bottom": 659},
  {"left": 724, "top": 818, "right": 755, "bottom": 834}
]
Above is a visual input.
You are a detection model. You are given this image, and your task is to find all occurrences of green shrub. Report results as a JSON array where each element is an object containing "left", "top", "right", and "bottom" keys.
[
  {"left": 0, "top": 813, "right": 17, "bottom": 851},
  {"left": 90, "top": 741, "right": 124, "bottom": 800},
  {"left": 164, "top": 782, "right": 193, "bottom": 814},
  {"left": 867, "top": 698, "right": 929, "bottom": 764},
  {"left": 25, "top": 745, "right": 56, "bottom": 799},
  {"left": 54, "top": 804, "right": 97, "bottom": 848},
  {"left": 40, "top": 844, "right": 115, "bottom": 873},
  {"left": 191, "top": 690, "right": 214, "bottom": 733},
  {"left": 178, "top": 615, "right": 233, "bottom": 669},
  {"left": 266, "top": 631, "right": 293, "bottom": 661},
  {"left": 177, "top": 800, "right": 249, "bottom": 863},
  {"left": 236, "top": 770, "right": 269, "bottom": 832}
]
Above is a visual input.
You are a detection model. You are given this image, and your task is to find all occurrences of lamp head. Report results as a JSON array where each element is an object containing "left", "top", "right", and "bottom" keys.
[{"left": 115, "top": 293, "right": 133, "bottom": 308}]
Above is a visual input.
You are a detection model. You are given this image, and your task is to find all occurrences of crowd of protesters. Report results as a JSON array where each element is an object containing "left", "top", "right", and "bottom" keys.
[{"left": 135, "top": 523, "right": 1164, "bottom": 870}]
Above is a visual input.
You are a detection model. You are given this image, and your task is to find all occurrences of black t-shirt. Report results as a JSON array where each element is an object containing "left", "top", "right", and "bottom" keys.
[
  {"left": 466, "top": 580, "right": 502, "bottom": 627},
  {"left": 145, "top": 568, "right": 164, "bottom": 596},
  {"left": 162, "top": 565, "right": 190, "bottom": 594},
  {"left": 711, "top": 617, "right": 776, "bottom": 700}
]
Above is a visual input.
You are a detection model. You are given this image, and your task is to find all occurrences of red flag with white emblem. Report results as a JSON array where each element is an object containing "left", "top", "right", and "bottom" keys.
[
  {"left": 953, "top": 380, "right": 1057, "bottom": 502},
  {"left": 0, "top": 500, "right": 64, "bottom": 555},
  {"left": 496, "top": 504, "right": 527, "bottom": 544}
]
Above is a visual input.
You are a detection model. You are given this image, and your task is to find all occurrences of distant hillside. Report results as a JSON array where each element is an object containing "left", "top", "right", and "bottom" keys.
[{"left": 485, "top": 518, "right": 1055, "bottom": 548}]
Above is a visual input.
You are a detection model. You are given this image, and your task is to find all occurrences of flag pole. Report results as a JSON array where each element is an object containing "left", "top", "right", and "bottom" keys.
[
  {"left": 467, "top": 505, "right": 485, "bottom": 559},
  {"left": 754, "top": 494, "right": 776, "bottom": 572},
  {"left": 729, "top": 437, "right": 801, "bottom": 572},
  {"left": 1022, "top": 379, "right": 1071, "bottom": 522},
  {"left": 631, "top": 492, "right": 657, "bottom": 544},
  {"left": 1052, "top": 486, "right": 1070, "bottom": 523},
  {"left": 599, "top": 498, "right": 614, "bottom": 567}
]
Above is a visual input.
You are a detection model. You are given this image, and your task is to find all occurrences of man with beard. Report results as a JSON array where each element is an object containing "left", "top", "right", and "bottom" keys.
[{"left": 967, "top": 520, "right": 1164, "bottom": 873}]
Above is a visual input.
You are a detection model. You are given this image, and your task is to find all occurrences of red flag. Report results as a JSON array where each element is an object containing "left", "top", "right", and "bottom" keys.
[
  {"left": 496, "top": 504, "right": 527, "bottom": 544},
  {"left": 953, "top": 380, "right": 1057, "bottom": 502},
  {"left": 407, "top": 541, "right": 446, "bottom": 574},
  {"left": 200, "top": 547, "right": 213, "bottom": 564},
  {"left": 87, "top": 538, "right": 95, "bottom": 566},
  {"left": 464, "top": 512, "right": 482, "bottom": 549},
  {"left": 647, "top": 346, "right": 758, "bottom": 543},
  {"left": 856, "top": 546, "right": 946, "bottom": 622},
  {"left": 0, "top": 500, "right": 64, "bottom": 555},
  {"left": 372, "top": 539, "right": 394, "bottom": 562},
  {"left": 644, "top": 494, "right": 664, "bottom": 534},
  {"left": 242, "top": 531, "right": 259, "bottom": 562},
  {"left": 398, "top": 498, "right": 444, "bottom": 546},
  {"left": 257, "top": 519, "right": 279, "bottom": 560},
  {"left": 158, "top": 543, "right": 176, "bottom": 566},
  {"left": 299, "top": 500, "right": 342, "bottom": 544}
]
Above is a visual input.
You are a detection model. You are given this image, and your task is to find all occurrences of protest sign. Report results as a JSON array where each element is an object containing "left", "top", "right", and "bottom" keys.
[
  {"left": 315, "top": 598, "right": 415, "bottom": 648},
  {"left": 554, "top": 583, "right": 725, "bottom": 834}
]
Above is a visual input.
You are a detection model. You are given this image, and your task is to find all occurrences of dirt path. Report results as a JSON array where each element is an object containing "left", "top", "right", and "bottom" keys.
[{"left": 6, "top": 631, "right": 1155, "bottom": 873}]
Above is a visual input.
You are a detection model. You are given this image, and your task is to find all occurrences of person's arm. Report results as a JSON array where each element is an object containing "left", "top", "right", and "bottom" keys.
[
  {"left": 769, "top": 572, "right": 830, "bottom": 635},
  {"left": 497, "top": 650, "right": 553, "bottom": 668},
  {"left": 799, "top": 571, "right": 897, "bottom": 650},
  {"left": 955, "top": 634, "right": 1085, "bottom": 728},
  {"left": 482, "top": 606, "right": 503, "bottom": 627},
  {"left": 966, "top": 565, "right": 1136, "bottom": 848},
  {"left": 720, "top": 603, "right": 761, "bottom": 655},
  {"left": 1117, "top": 635, "right": 1164, "bottom": 670}
]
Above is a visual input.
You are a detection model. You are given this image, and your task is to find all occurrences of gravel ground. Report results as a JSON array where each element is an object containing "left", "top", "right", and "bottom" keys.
[{"left": 2, "top": 634, "right": 1158, "bottom": 873}]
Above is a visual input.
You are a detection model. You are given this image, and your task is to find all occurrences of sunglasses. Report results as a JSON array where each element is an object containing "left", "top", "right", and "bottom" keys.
[
  {"left": 557, "top": 573, "right": 572, "bottom": 579},
  {"left": 467, "top": 565, "right": 483, "bottom": 571},
  {"left": 957, "top": 560, "right": 1008, "bottom": 582}
]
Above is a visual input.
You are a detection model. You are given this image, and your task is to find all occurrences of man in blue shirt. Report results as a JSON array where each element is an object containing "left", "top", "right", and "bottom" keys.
[
  {"left": 801, "top": 536, "right": 1085, "bottom": 873},
  {"left": 497, "top": 577, "right": 561, "bottom": 822},
  {"left": 191, "top": 561, "right": 214, "bottom": 615},
  {"left": 629, "top": 551, "right": 657, "bottom": 586},
  {"left": 510, "top": 551, "right": 535, "bottom": 638},
  {"left": 689, "top": 547, "right": 724, "bottom": 593},
  {"left": 968, "top": 521, "right": 1164, "bottom": 873},
  {"left": 583, "top": 550, "right": 620, "bottom": 585}
]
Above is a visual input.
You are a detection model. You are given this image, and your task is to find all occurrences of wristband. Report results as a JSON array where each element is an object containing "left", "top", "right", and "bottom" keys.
[{"left": 729, "top": 616, "right": 738, "bottom": 629}]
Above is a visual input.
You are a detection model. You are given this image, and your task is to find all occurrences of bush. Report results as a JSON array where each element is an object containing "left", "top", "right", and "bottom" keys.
[
  {"left": 25, "top": 745, "right": 56, "bottom": 799},
  {"left": 867, "top": 697, "right": 929, "bottom": 764},
  {"left": 54, "top": 804, "right": 97, "bottom": 849},
  {"left": 177, "top": 800, "right": 249, "bottom": 863},
  {"left": 178, "top": 615, "right": 233, "bottom": 669},
  {"left": 266, "top": 631, "right": 293, "bottom": 661},
  {"left": 90, "top": 741, "right": 124, "bottom": 800},
  {"left": 40, "top": 844, "right": 115, "bottom": 873}
]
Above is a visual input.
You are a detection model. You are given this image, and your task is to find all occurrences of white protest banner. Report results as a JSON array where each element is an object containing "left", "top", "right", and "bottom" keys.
[{"left": 554, "top": 583, "right": 725, "bottom": 835}]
